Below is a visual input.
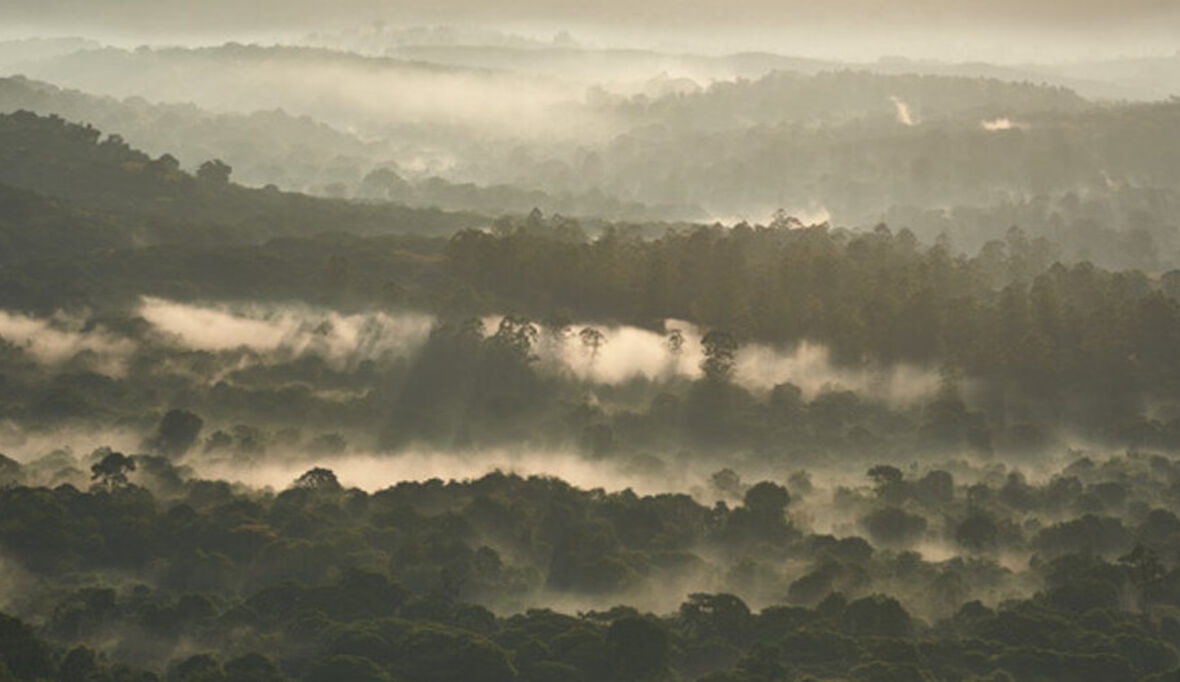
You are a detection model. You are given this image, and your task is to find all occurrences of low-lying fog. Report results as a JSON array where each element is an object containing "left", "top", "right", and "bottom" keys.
[
  {"left": 0, "top": 296, "right": 1077, "bottom": 525},
  {"left": 0, "top": 296, "right": 1146, "bottom": 619},
  {"left": 0, "top": 416, "right": 1095, "bottom": 618},
  {"left": 1, "top": 297, "right": 941, "bottom": 399},
  {"left": 0, "top": 295, "right": 947, "bottom": 516}
]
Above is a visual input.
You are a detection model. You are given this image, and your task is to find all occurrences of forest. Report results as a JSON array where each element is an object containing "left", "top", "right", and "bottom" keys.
[{"left": 2, "top": 8, "right": 1180, "bottom": 681}]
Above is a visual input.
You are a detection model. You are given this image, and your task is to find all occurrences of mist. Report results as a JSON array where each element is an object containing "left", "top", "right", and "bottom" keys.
[
  {"left": 1, "top": 6, "right": 1179, "bottom": 681},
  {"left": 137, "top": 297, "right": 435, "bottom": 370},
  {"left": 0, "top": 310, "right": 135, "bottom": 375},
  {"left": 12, "top": 45, "right": 597, "bottom": 139},
  {"left": 4, "top": 0, "right": 1180, "bottom": 63}
]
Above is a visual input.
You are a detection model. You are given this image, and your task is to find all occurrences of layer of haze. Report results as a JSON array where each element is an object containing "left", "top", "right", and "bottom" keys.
[
  {"left": 2, "top": 1, "right": 1179, "bottom": 63},
  {"left": 1, "top": 300, "right": 942, "bottom": 402}
]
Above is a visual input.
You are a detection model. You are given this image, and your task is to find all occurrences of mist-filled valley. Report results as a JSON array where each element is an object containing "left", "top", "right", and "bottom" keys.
[
  {"left": 2, "top": 5, "right": 1180, "bottom": 682},
  {"left": 5, "top": 36, "right": 1180, "bottom": 254}
]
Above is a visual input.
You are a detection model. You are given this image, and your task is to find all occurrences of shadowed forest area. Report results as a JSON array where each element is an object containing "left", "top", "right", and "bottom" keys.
[{"left": 2, "top": 8, "right": 1180, "bottom": 680}]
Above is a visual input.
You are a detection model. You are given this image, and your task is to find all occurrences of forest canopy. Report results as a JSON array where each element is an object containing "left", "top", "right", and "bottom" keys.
[{"left": 2, "top": 19, "right": 1180, "bottom": 682}]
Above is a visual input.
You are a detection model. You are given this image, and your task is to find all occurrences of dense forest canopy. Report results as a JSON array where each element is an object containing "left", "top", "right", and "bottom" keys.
[{"left": 1, "top": 15, "right": 1180, "bottom": 682}]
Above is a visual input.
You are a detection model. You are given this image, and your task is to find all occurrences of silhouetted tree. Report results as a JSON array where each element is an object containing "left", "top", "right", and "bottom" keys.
[{"left": 154, "top": 409, "right": 204, "bottom": 458}]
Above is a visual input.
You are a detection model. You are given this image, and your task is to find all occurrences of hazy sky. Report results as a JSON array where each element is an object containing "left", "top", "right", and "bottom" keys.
[
  {"left": 2, "top": 0, "right": 1178, "bottom": 62},
  {"left": 2, "top": 0, "right": 1176, "bottom": 24}
]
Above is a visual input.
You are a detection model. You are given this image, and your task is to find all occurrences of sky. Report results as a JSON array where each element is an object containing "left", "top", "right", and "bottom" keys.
[
  {"left": 2, "top": 0, "right": 1176, "bottom": 24},
  {"left": 1, "top": 0, "right": 1177, "bottom": 62}
]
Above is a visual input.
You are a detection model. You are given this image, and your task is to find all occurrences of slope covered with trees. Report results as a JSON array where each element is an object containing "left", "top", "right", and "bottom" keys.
[{"left": 0, "top": 111, "right": 482, "bottom": 248}]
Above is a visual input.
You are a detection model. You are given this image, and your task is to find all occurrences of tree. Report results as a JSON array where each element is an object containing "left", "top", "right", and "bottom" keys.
[
  {"left": 665, "top": 328, "right": 685, "bottom": 356},
  {"left": 148, "top": 153, "right": 181, "bottom": 176},
  {"left": 955, "top": 515, "right": 999, "bottom": 552},
  {"left": 167, "top": 654, "right": 225, "bottom": 682},
  {"left": 1120, "top": 544, "right": 1165, "bottom": 608},
  {"left": 0, "top": 614, "right": 52, "bottom": 681},
  {"left": 154, "top": 409, "right": 204, "bottom": 458},
  {"left": 491, "top": 316, "right": 538, "bottom": 357},
  {"left": 842, "top": 595, "right": 913, "bottom": 637},
  {"left": 849, "top": 661, "right": 930, "bottom": 682},
  {"left": 59, "top": 646, "right": 107, "bottom": 682},
  {"left": 700, "top": 330, "right": 738, "bottom": 382},
  {"left": 196, "top": 159, "right": 232, "bottom": 184},
  {"left": 305, "top": 656, "right": 389, "bottom": 682},
  {"left": 391, "top": 627, "right": 516, "bottom": 682},
  {"left": 292, "top": 467, "right": 342, "bottom": 492},
  {"left": 90, "top": 450, "right": 136, "bottom": 491},
  {"left": 224, "top": 653, "right": 287, "bottom": 682},
  {"left": 679, "top": 593, "right": 751, "bottom": 644},
  {"left": 769, "top": 383, "right": 803, "bottom": 423},
  {"left": 607, "top": 616, "right": 669, "bottom": 681},
  {"left": 859, "top": 507, "right": 927, "bottom": 547},
  {"left": 737, "top": 642, "right": 788, "bottom": 680},
  {"left": 867, "top": 465, "right": 903, "bottom": 486},
  {"left": 359, "top": 167, "right": 410, "bottom": 200},
  {"left": 711, "top": 469, "right": 744, "bottom": 498},
  {"left": 0, "top": 454, "right": 21, "bottom": 487},
  {"left": 579, "top": 327, "right": 606, "bottom": 361},
  {"left": 743, "top": 481, "right": 790, "bottom": 518},
  {"left": 916, "top": 470, "right": 954, "bottom": 505},
  {"left": 866, "top": 465, "right": 908, "bottom": 505}
]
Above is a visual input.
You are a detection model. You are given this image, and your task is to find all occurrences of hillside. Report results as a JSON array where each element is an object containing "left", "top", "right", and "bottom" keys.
[{"left": 0, "top": 110, "right": 484, "bottom": 245}]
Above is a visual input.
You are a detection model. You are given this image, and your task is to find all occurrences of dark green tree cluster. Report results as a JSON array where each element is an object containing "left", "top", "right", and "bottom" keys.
[
  {"left": 3, "top": 449, "right": 1180, "bottom": 680},
  {"left": 446, "top": 219, "right": 1180, "bottom": 443},
  {"left": 0, "top": 110, "right": 481, "bottom": 253}
]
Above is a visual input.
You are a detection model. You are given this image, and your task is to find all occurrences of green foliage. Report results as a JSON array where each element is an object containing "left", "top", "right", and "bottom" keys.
[
  {"left": 151, "top": 410, "right": 204, "bottom": 458},
  {"left": 304, "top": 655, "right": 389, "bottom": 682},
  {"left": 90, "top": 450, "right": 135, "bottom": 491},
  {"left": 607, "top": 616, "right": 669, "bottom": 681},
  {"left": 0, "top": 613, "right": 52, "bottom": 680},
  {"left": 0, "top": 455, "right": 1175, "bottom": 681},
  {"left": 0, "top": 110, "right": 482, "bottom": 260},
  {"left": 841, "top": 596, "right": 913, "bottom": 637}
]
